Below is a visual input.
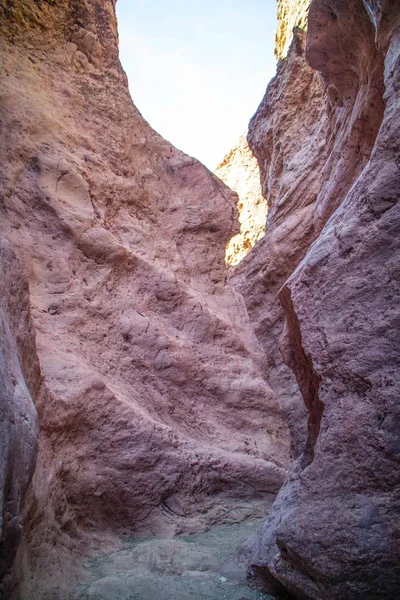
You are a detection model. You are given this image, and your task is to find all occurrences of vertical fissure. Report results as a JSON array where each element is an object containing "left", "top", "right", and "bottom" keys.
[{"left": 278, "top": 285, "right": 324, "bottom": 467}]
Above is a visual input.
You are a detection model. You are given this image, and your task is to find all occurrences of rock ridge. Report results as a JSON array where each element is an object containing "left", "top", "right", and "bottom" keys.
[{"left": 278, "top": 286, "right": 323, "bottom": 468}]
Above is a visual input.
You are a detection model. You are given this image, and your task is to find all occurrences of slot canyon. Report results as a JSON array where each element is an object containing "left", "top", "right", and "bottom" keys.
[{"left": 0, "top": 1, "right": 399, "bottom": 599}]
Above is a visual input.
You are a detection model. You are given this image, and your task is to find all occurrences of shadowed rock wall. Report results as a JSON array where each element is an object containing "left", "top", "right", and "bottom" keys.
[
  {"left": 236, "top": 1, "right": 400, "bottom": 598},
  {"left": 233, "top": 0, "right": 385, "bottom": 455},
  {"left": 1, "top": 0, "right": 399, "bottom": 598},
  {"left": 0, "top": 239, "right": 39, "bottom": 599}
]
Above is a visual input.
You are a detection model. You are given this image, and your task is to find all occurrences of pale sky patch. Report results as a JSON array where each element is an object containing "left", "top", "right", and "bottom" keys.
[{"left": 116, "top": 1, "right": 277, "bottom": 170}]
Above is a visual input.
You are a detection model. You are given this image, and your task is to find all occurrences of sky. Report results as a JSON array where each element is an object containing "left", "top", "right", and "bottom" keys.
[{"left": 116, "top": 1, "right": 277, "bottom": 170}]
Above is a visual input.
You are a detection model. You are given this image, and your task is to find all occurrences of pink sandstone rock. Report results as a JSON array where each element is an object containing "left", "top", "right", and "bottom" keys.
[
  {"left": 232, "top": 0, "right": 385, "bottom": 456},
  {"left": 0, "top": 239, "right": 39, "bottom": 599},
  {"left": 0, "top": 1, "right": 291, "bottom": 597},
  {"left": 214, "top": 134, "right": 267, "bottom": 266},
  {"left": 1, "top": 0, "right": 399, "bottom": 598},
  {"left": 236, "top": 1, "right": 400, "bottom": 598}
]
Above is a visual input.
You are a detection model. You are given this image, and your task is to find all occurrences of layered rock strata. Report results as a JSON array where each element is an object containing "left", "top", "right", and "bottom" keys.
[
  {"left": 215, "top": 134, "right": 267, "bottom": 266},
  {"left": 0, "top": 0, "right": 291, "bottom": 598},
  {"left": 237, "top": 0, "right": 400, "bottom": 598}
]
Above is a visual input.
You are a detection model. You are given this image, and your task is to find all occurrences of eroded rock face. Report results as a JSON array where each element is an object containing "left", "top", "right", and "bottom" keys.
[
  {"left": 240, "top": 1, "right": 400, "bottom": 598},
  {"left": 0, "top": 239, "right": 39, "bottom": 599},
  {"left": 275, "top": 0, "right": 311, "bottom": 59},
  {"left": 214, "top": 134, "right": 267, "bottom": 266},
  {"left": 0, "top": 1, "right": 291, "bottom": 597},
  {"left": 233, "top": 0, "right": 385, "bottom": 455},
  {"left": 2, "top": 0, "right": 399, "bottom": 597},
  {"left": 232, "top": 27, "right": 326, "bottom": 456}
]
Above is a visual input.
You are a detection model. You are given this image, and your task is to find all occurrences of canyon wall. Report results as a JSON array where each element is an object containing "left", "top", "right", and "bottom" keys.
[
  {"left": 0, "top": 1, "right": 291, "bottom": 598},
  {"left": 215, "top": 134, "right": 267, "bottom": 265},
  {"left": 235, "top": 0, "right": 400, "bottom": 598},
  {"left": 0, "top": 0, "right": 399, "bottom": 598},
  {"left": 233, "top": 0, "right": 385, "bottom": 455},
  {"left": 0, "top": 240, "right": 39, "bottom": 599}
]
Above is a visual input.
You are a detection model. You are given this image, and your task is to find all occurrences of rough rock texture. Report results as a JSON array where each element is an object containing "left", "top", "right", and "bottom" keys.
[
  {"left": 0, "top": 239, "right": 39, "bottom": 599},
  {"left": 232, "top": 27, "right": 325, "bottom": 456},
  {"left": 233, "top": 0, "right": 385, "bottom": 455},
  {"left": 2, "top": 0, "right": 399, "bottom": 598},
  {"left": 0, "top": 1, "right": 291, "bottom": 597},
  {"left": 275, "top": 0, "right": 311, "bottom": 59},
  {"left": 238, "top": 1, "right": 400, "bottom": 598},
  {"left": 215, "top": 134, "right": 267, "bottom": 266}
]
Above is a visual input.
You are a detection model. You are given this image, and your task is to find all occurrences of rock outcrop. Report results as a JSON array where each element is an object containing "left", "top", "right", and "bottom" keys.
[
  {"left": 236, "top": 1, "right": 400, "bottom": 598},
  {"left": 0, "top": 0, "right": 291, "bottom": 597},
  {"left": 0, "top": 239, "right": 39, "bottom": 599},
  {"left": 215, "top": 134, "right": 267, "bottom": 266},
  {"left": 275, "top": 0, "right": 310, "bottom": 59},
  {"left": 232, "top": 26, "right": 325, "bottom": 455}
]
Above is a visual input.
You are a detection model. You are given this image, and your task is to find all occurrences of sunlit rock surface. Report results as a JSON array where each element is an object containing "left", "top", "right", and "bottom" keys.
[
  {"left": 236, "top": 1, "right": 400, "bottom": 598},
  {"left": 215, "top": 134, "right": 267, "bottom": 266},
  {"left": 0, "top": 1, "right": 291, "bottom": 598},
  {"left": 275, "top": 0, "right": 311, "bottom": 59}
]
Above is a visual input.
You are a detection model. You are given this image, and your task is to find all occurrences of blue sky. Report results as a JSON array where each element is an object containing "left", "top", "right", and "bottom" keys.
[{"left": 116, "top": 1, "right": 277, "bottom": 169}]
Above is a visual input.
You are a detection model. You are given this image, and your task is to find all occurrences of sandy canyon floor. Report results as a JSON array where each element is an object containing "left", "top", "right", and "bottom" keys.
[{"left": 76, "top": 519, "right": 277, "bottom": 600}]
